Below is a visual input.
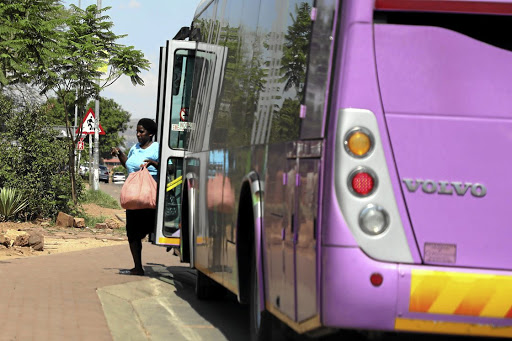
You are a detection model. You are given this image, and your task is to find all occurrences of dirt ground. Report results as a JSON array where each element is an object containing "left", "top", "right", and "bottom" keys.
[{"left": 0, "top": 204, "right": 128, "bottom": 261}]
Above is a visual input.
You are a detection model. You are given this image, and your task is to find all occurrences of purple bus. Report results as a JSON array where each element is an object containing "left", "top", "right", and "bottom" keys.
[{"left": 152, "top": 0, "right": 512, "bottom": 339}]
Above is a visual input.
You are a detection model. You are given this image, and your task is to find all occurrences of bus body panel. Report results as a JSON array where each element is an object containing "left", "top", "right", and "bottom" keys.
[
  {"left": 154, "top": 0, "right": 512, "bottom": 338},
  {"left": 326, "top": 19, "right": 421, "bottom": 262},
  {"left": 374, "top": 21, "right": 512, "bottom": 271},
  {"left": 322, "top": 246, "right": 399, "bottom": 331},
  {"left": 319, "top": 0, "right": 512, "bottom": 336},
  {"left": 322, "top": 245, "right": 512, "bottom": 337},
  {"left": 375, "top": 24, "right": 512, "bottom": 119},
  {"left": 187, "top": 0, "right": 323, "bottom": 325},
  {"left": 387, "top": 114, "right": 512, "bottom": 270}
]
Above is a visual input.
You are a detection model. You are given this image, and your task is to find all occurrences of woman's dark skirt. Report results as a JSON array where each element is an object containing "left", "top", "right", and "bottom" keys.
[{"left": 126, "top": 209, "right": 156, "bottom": 242}]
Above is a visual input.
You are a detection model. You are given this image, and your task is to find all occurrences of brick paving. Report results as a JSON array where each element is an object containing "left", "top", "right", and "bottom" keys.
[{"left": 0, "top": 242, "right": 174, "bottom": 341}]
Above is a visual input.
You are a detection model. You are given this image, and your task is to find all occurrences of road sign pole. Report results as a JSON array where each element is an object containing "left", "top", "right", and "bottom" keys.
[
  {"left": 92, "top": 98, "right": 100, "bottom": 191},
  {"left": 89, "top": 134, "right": 93, "bottom": 185},
  {"left": 92, "top": 0, "right": 102, "bottom": 191}
]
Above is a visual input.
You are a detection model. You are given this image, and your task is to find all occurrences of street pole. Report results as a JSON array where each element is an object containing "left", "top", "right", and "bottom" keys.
[
  {"left": 89, "top": 134, "right": 93, "bottom": 184},
  {"left": 92, "top": 0, "right": 102, "bottom": 191},
  {"left": 74, "top": 0, "right": 81, "bottom": 176}
]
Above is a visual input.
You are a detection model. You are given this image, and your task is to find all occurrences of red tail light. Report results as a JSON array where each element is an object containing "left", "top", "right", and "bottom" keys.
[
  {"left": 349, "top": 168, "right": 377, "bottom": 196},
  {"left": 375, "top": 0, "right": 512, "bottom": 15},
  {"left": 370, "top": 273, "right": 384, "bottom": 287}
]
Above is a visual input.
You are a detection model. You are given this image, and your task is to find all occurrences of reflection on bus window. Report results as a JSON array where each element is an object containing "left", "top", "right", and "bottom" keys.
[{"left": 169, "top": 50, "right": 195, "bottom": 150}]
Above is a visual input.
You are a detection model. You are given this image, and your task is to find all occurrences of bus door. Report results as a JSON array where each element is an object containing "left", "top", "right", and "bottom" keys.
[
  {"left": 154, "top": 40, "right": 196, "bottom": 248},
  {"left": 280, "top": 142, "right": 320, "bottom": 322},
  {"left": 189, "top": 44, "right": 228, "bottom": 273}
]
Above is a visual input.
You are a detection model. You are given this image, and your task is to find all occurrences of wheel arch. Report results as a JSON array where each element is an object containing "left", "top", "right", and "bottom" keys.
[{"left": 236, "top": 171, "right": 264, "bottom": 305}]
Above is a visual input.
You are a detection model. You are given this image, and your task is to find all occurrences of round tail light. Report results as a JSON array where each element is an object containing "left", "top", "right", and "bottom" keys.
[
  {"left": 359, "top": 204, "right": 389, "bottom": 236},
  {"left": 348, "top": 167, "right": 377, "bottom": 197},
  {"left": 344, "top": 127, "right": 374, "bottom": 158}
]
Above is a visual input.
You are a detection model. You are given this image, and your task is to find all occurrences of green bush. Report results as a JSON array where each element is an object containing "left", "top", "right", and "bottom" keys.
[
  {"left": 0, "top": 187, "right": 29, "bottom": 221},
  {"left": 0, "top": 105, "right": 79, "bottom": 219}
]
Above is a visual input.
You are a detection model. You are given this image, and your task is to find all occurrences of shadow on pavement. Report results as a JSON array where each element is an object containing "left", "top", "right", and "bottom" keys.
[{"left": 145, "top": 263, "right": 250, "bottom": 341}]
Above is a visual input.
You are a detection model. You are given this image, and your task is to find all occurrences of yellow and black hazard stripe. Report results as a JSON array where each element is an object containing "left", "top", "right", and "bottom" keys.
[
  {"left": 166, "top": 176, "right": 183, "bottom": 192},
  {"left": 408, "top": 270, "right": 512, "bottom": 318},
  {"left": 395, "top": 269, "right": 512, "bottom": 338}
]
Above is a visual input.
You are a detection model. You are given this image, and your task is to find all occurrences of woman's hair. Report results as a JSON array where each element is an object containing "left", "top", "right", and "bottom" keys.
[{"left": 138, "top": 118, "right": 157, "bottom": 135}]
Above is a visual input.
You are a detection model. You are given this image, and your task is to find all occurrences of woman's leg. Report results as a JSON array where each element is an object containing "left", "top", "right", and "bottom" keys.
[
  {"left": 123, "top": 209, "right": 155, "bottom": 276},
  {"left": 125, "top": 210, "right": 145, "bottom": 276},
  {"left": 129, "top": 239, "right": 144, "bottom": 275}
]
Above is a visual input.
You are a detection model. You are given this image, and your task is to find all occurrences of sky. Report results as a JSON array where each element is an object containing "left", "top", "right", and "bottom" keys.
[{"left": 62, "top": 0, "right": 203, "bottom": 120}]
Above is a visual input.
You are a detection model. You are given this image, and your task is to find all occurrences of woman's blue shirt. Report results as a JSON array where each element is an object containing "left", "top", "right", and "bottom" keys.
[{"left": 125, "top": 142, "right": 159, "bottom": 178}]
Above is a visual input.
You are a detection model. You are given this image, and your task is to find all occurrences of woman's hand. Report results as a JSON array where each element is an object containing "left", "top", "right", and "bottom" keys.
[
  {"left": 142, "top": 159, "right": 158, "bottom": 168},
  {"left": 111, "top": 147, "right": 120, "bottom": 157}
]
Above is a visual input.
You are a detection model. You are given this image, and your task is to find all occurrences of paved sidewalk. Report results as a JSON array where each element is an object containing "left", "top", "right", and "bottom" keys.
[{"left": 0, "top": 242, "right": 183, "bottom": 341}]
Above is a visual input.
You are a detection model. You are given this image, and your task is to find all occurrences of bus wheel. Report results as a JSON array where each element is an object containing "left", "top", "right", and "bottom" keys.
[{"left": 249, "top": 246, "right": 272, "bottom": 341}]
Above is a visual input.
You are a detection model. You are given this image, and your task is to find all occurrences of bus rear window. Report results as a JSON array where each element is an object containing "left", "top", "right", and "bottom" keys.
[{"left": 374, "top": 10, "right": 512, "bottom": 52}]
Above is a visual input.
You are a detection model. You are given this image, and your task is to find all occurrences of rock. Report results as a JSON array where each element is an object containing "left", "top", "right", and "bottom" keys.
[
  {"left": 73, "top": 218, "right": 85, "bottom": 229},
  {"left": 14, "top": 234, "right": 29, "bottom": 247},
  {"left": 5, "top": 230, "right": 28, "bottom": 247},
  {"left": 28, "top": 231, "right": 44, "bottom": 251},
  {"left": 95, "top": 223, "right": 108, "bottom": 229},
  {"left": 0, "top": 234, "right": 10, "bottom": 247},
  {"left": 105, "top": 219, "right": 121, "bottom": 229},
  {"left": 56, "top": 212, "right": 74, "bottom": 227}
]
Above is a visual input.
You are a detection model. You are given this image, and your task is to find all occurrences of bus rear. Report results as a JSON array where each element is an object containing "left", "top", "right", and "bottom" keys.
[{"left": 322, "top": 0, "right": 512, "bottom": 337}]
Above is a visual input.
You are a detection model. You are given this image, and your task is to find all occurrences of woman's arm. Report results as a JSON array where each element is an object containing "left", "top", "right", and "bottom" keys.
[{"left": 111, "top": 147, "right": 128, "bottom": 168}]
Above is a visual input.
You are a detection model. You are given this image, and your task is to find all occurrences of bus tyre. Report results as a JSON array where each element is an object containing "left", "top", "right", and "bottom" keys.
[{"left": 249, "top": 247, "right": 272, "bottom": 341}]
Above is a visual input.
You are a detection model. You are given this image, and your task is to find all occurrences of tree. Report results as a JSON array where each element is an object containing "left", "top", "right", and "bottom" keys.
[
  {"left": 31, "top": 4, "right": 149, "bottom": 204},
  {"left": 0, "top": 0, "right": 65, "bottom": 87},
  {"left": 280, "top": 2, "right": 312, "bottom": 96},
  {"left": 271, "top": 2, "right": 312, "bottom": 143},
  {"left": 0, "top": 104, "right": 75, "bottom": 220}
]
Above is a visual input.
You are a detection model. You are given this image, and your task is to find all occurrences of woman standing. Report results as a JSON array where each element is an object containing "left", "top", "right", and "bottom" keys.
[{"left": 111, "top": 118, "right": 159, "bottom": 276}]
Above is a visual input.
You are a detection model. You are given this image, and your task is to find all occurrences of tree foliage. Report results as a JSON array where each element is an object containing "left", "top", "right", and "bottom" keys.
[
  {"left": 2, "top": 3, "right": 150, "bottom": 204},
  {"left": 0, "top": 0, "right": 65, "bottom": 86},
  {"left": 271, "top": 2, "right": 312, "bottom": 143},
  {"left": 280, "top": 2, "right": 312, "bottom": 95},
  {"left": 0, "top": 102, "right": 79, "bottom": 220}
]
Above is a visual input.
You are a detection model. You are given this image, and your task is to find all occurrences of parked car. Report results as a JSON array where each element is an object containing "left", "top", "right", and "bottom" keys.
[
  {"left": 99, "top": 165, "right": 109, "bottom": 183},
  {"left": 112, "top": 172, "right": 126, "bottom": 183},
  {"left": 79, "top": 165, "right": 88, "bottom": 179}
]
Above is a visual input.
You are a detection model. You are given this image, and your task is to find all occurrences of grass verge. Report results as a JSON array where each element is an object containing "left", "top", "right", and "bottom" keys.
[
  {"left": 79, "top": 189, "right": 123, "bottom": 229},
  {"left": 82, "top": 189, "right": 121, "bottom": 209}
]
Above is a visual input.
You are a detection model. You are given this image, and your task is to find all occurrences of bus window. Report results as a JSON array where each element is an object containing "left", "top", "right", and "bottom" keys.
[
  {"left": 162, "top": 157, "right": 183, "bottom": 237},
  {"left": 169, "top": 50, "right": 195, "bottom": 150}
]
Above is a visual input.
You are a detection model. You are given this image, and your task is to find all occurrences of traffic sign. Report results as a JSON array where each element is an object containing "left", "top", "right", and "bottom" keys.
[
  {"left": 75, "top": 108, "right": 106, "bottom": 135},
  {"left": 179, "top": 108, "right": 188, "bottom": 121},
  {"left": 77, "top": 138, "right": 85, "bottom": 150}
]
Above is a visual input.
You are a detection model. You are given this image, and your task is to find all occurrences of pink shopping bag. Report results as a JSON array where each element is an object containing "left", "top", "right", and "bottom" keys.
[{"left": 120, "top": 167, "right": 157, "bottom": 210}]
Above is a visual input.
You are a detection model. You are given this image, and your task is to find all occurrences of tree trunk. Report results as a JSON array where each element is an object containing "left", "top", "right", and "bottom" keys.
[{"left": 62, "top": 95, "right": 78, "bottom": 205}]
